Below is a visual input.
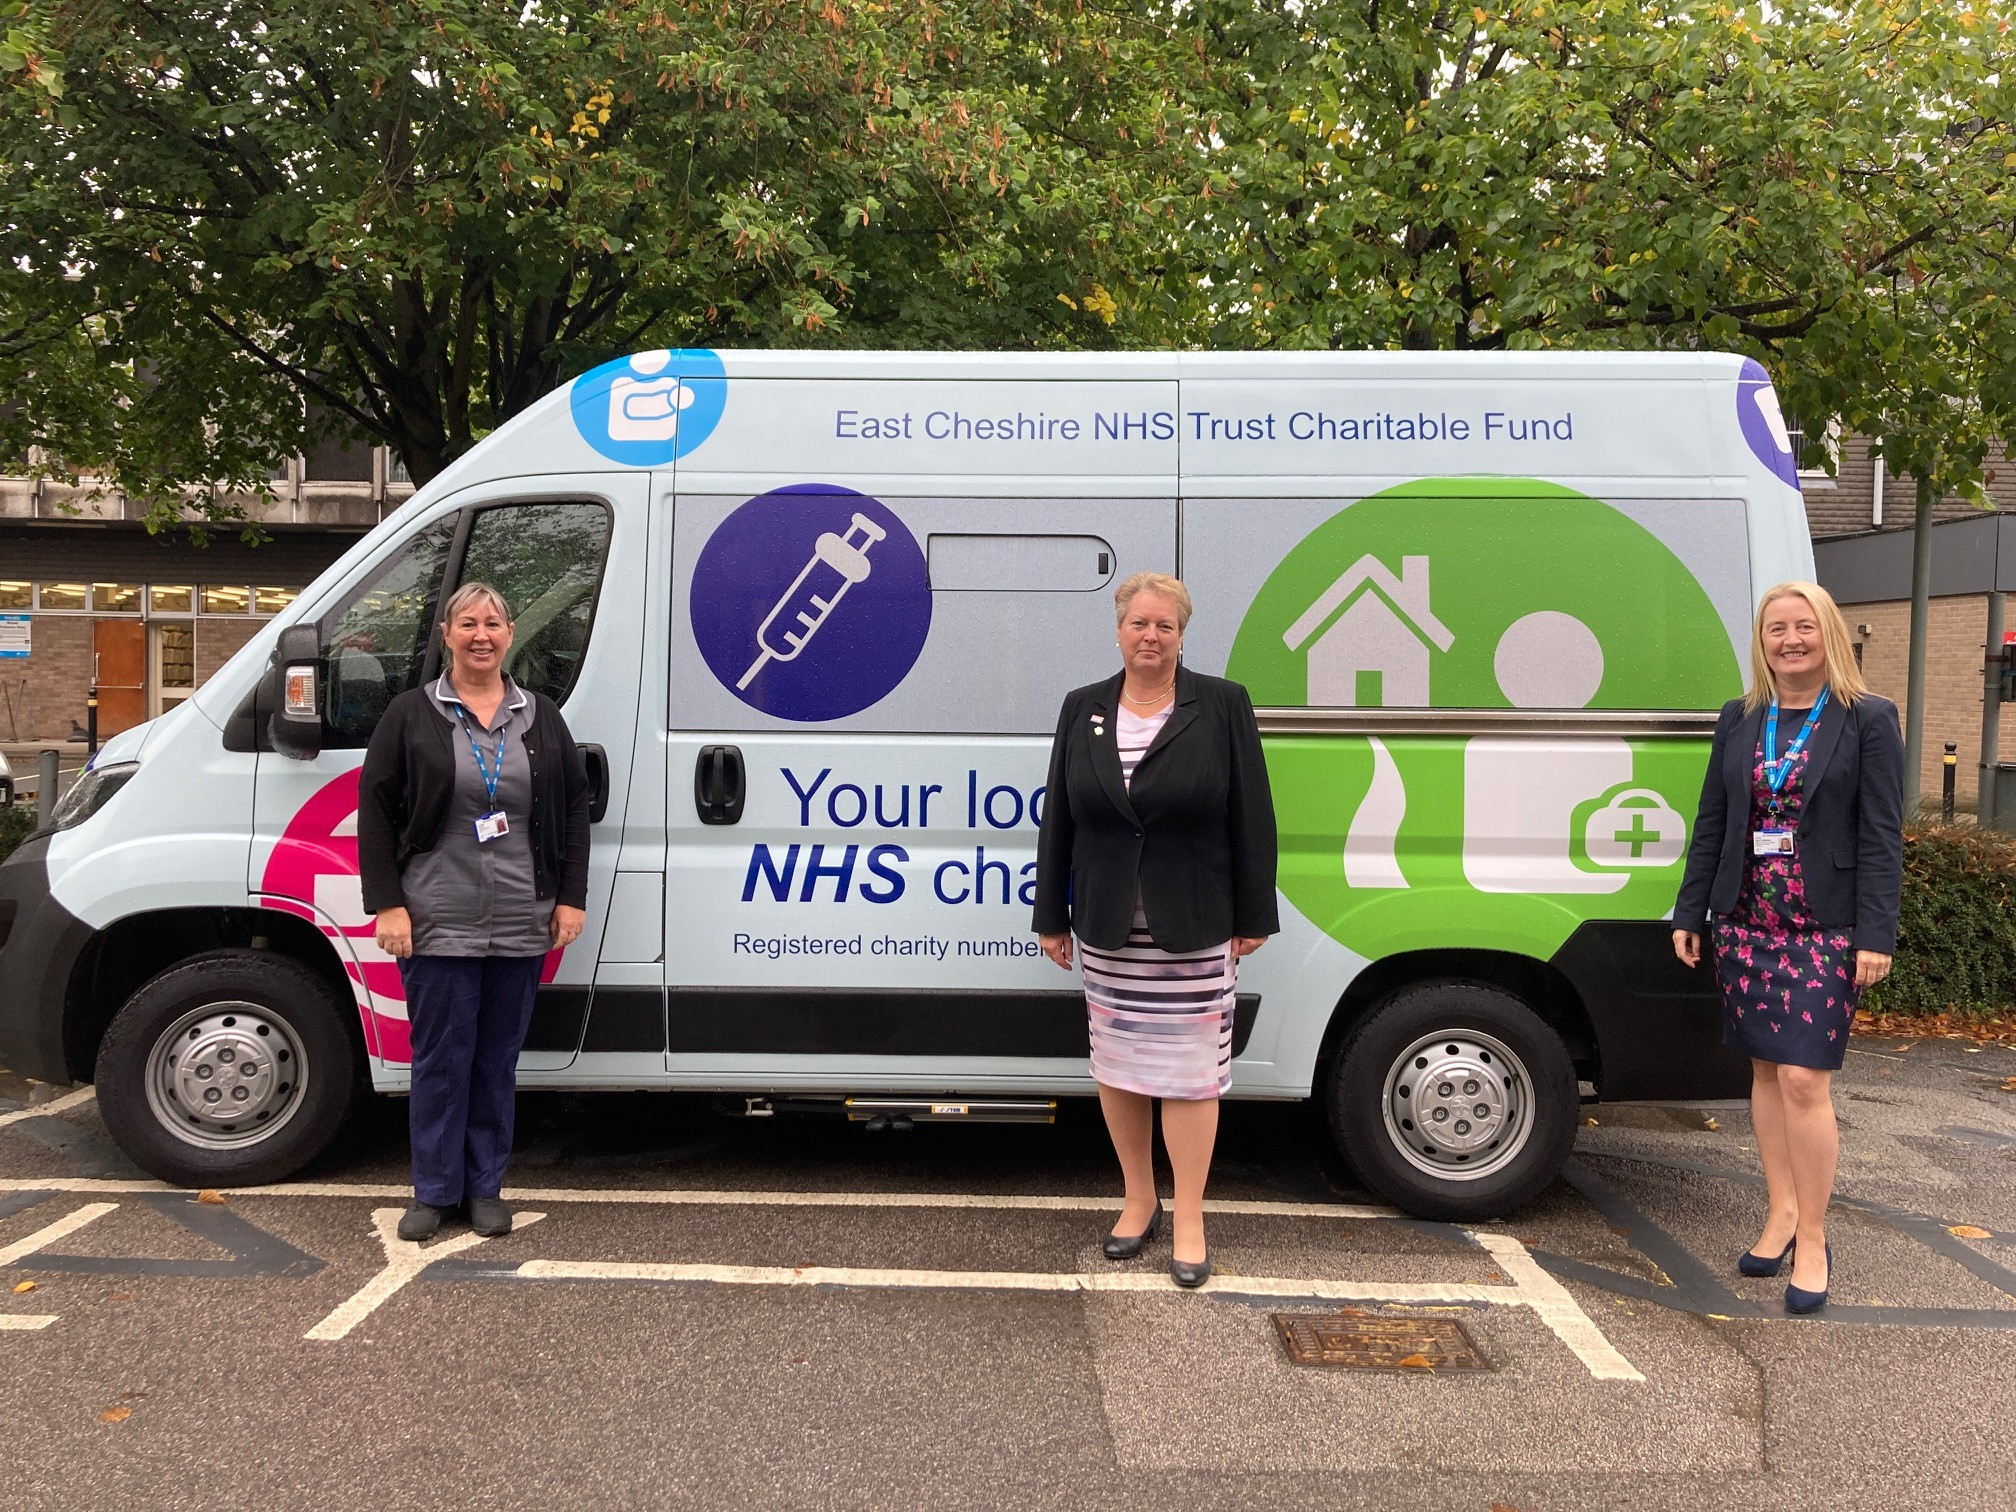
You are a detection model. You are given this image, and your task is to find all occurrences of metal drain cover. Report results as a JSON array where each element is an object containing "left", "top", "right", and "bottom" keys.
[{"left": 1272, "top": 1311, "right": 1489, "bottom": 1371}]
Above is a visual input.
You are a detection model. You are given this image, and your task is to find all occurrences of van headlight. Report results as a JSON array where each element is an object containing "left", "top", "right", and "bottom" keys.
[{"left": 49, "top": 761, "right": 140, "bottom": 832}]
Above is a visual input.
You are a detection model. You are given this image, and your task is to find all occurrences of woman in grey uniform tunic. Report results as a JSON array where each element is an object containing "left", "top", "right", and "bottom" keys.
[{"left": 360, "top": 583, "right": 591, "bottom": 1241}]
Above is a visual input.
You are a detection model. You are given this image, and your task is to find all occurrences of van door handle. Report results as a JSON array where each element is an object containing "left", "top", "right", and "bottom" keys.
[
  {"left": 695, "top": 745, "right": 745, "bottom": 825},
  {"left": 578, "top": 743, "right": 611, "bottom": 824}
]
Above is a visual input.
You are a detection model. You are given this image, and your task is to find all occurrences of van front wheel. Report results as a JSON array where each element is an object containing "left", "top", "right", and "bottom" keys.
[
  {"left": 1328, "top": 981, "right": 1577, "bottom": 1222},
  {"left": 96, "top": 951, "right": 357, "bottom": 1188}
]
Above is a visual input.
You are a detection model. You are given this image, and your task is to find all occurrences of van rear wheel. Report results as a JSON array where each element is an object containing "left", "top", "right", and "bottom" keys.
[
  {"left": 1328, "top": 981, "right": 1577, "bottom": 1222},
  {"left": 96, "top": 950, "right": 357, "bottom": 1188}
]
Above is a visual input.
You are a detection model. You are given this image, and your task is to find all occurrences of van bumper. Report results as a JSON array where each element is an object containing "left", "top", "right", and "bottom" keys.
[{"left": 0, "top": 833, "right": 93, "bottom": 1085}]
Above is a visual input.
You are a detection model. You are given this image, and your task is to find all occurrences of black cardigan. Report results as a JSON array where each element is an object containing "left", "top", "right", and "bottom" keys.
[
  {"left": 357, "top": 685, "right": 593, "bottom": 915},
  {"left": 1032, "top": 667, "right": 1280, "bottom": 953},
  {"left": 1672, "top": 692, "right": 1905, "bottom": 954}
]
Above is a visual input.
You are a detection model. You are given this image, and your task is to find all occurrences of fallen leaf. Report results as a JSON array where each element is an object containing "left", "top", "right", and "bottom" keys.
[
  {"left": 2000, "top": 1076, "right": 2016, "bottom": 1092},
  {"left": 106, "top": 1292, "right": 132, "bottom": 1302},
  {"left": 1878, "top": 1066, "right": 1894, "bottom": 1079},
  {"left": 1950, "top": 1224, "right": 1992, "bottom": 1240},
  {"left": 98, "top": 1406, "right": 131, "bottom": 1424},
  {"left": 1703, "top": 1116, "right": 1721, "bottom": 1131},
  {"left": 1581, "top": 1116, "right": 1599, "bottom": 1127},
  {"left": 1490, "top": 1502, "right": 1524, "bottom": 1511},
  {"left": 1395, "top": 1352, "right": 1435, "bottom": 1368},
  {"left": 11, "top": 1279, "right": 36, "bottom": 1294},
  {"left": 1892, "top": 1042, "right": 1915, "bottom": 1054},
  {"left": 196, "top": 1190, "right": 226, "bottom": 1205}
]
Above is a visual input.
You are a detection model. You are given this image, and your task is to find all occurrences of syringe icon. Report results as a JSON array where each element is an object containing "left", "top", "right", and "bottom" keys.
[{"left": 736, "top": 512, "right": 889, "bottom": 690}]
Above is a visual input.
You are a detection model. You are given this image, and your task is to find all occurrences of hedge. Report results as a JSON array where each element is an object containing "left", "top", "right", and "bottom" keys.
[
  {"left": 1865, "top": 823, "right": 2016, "bottom": 1019},
  {"left": 0, "top": 804, "right": 32, "bottom": 867}
]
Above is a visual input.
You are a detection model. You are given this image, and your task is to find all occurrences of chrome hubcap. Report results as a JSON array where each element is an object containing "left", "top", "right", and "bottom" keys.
[
  {"left": 145, "top": 1002, "right": 307, "bottom": 1150},
  {"left": 1382, "top": 1029, "right": 1532, "bottom": 1182}
]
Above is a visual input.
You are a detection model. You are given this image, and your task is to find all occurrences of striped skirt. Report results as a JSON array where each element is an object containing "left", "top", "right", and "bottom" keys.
[{"left": 1081, "top": 906, "right": 1236, "bottom": 1101}]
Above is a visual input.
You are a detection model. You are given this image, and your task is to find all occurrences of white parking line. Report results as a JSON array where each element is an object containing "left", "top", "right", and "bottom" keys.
[
  {"left": 0, "top": 1315, "right": 58, "bottom": 1331},
  {"left": 0, "top": 1201, "right": 117, "bottom": 1267},
  {"left": 0, "top": 1087, "right": 98, "bottom": 1131},
  {"left": 305, "top": 1207, "right": 546, "bottom": 1341}
]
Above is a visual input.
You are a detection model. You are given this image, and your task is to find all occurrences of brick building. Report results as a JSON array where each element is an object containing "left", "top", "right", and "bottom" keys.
[
  {"left": 0, "top": 435, "right": 412, "bottom": 744},
  {"left": 1801, "top": 433, "right": 2016, "bottom": 813}
]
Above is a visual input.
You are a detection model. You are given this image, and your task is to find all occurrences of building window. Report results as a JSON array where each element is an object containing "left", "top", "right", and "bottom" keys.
[
  {"left": 149, "top": 585, "right": 195, "bottom": 614},
  {"left": 37, "top": 582, "right": 87, "bottom": 611},
  {"left": 254, "top": 586, "right": 297, "bottom": 615},
  {"left": 200, "top": 585, "right": 251, "bottom": 615},
  {"left": 1784, "top": 416, "right": 1837, "bottom": 477},
  {"left": 92, "top": 582, "right": 141, "bottom": 613},
  {"left": 387, "top": 448, "right": 412, "bottom": 485},
  {"left": 0, "top": 581, "right": 29, "bottom": 610}
]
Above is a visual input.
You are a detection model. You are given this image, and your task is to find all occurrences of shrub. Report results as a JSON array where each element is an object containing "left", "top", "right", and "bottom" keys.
[
  {"left": 1867, "top": 824, "right": 2016, "bottom": 1019},
  {"left": 0, "top": 803, "right": 34, "bottom": 867}
]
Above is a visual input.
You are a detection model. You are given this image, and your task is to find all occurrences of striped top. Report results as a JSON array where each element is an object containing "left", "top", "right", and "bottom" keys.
[{"left": 1115, "top": 702, "right": 1171, "bottom": 790}]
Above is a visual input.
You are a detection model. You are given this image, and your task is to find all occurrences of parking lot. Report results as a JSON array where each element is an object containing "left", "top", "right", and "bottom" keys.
[{"left": 3, "top": 1035, "right": 2014, "bottom": 1511}]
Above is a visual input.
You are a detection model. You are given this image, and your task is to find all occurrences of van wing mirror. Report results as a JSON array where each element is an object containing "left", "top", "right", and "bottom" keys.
[{"left": 269, "top": 624, "right": 323, "bottom": 761}]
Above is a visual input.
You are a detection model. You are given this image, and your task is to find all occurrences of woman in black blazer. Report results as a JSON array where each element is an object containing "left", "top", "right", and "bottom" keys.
[
  {"left": 1033, "top": 572, "right": 1279, "bottom": 1288},
  {"left": 1672, "top": 580, "right": 1903, "bottom": 1314}
]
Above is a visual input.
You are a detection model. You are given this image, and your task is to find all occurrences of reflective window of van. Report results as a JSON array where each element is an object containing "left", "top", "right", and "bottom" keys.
[
  {"left": 317, "top": 514, "right": 458, "bottom": 746},
  {"left": 454, "top": 501, "right": 612, "bottom": 707}
]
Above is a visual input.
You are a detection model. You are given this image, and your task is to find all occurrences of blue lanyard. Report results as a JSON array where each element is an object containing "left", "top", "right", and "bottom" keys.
[
  {"left": 1764, "top": 688, "right": 1829, "bottom": 796},
  {"left": 452, "top": 704, "right": 507, "bottom": 810}
]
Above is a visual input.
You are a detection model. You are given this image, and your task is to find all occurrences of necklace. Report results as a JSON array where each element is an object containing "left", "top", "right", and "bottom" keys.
[{"left": 1121, "top": 679, "right": 1175, "bottom": 708}]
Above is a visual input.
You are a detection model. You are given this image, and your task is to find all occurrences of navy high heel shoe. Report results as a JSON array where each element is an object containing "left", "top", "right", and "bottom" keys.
[
  {"left": 1101, "top": 1203, "right": 1162, "bottom": 1261},
  {"left": 1785, "top": 1244, "right": 1832, "bottom": 1314},
  {"left": 1738, "top": 1237, "right": 1795, "bottom": 1278}
]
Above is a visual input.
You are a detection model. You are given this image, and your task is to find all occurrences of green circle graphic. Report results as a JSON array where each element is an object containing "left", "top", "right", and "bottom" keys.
[{"left": 1227, "top": 479, "right": 1742, "bottom": 959}]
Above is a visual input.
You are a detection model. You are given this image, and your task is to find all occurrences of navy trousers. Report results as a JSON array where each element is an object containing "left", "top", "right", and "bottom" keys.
[{"left": 399, "top": 954, "right": 543, "bottom": 1208}]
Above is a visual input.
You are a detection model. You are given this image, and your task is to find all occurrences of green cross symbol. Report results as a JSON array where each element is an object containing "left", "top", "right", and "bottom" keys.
[{"left": 1613, "top": 812, "right": 1659, "bottom": 858}]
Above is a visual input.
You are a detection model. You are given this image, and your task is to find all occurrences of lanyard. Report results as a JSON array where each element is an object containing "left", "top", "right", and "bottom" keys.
[
  {"left": 452, "top": 704, "right": 507, "bottom": 810},
  {"left": 1764, "top": 688, "right": 1829, "bottom": 796}
]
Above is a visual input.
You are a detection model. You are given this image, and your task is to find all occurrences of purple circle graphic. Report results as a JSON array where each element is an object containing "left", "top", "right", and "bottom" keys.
[
  {"left": 1737, "top": 358, "right": 1799, "bottom": 488},
  {"left": 690, "top": 484, "right": 932, "bottom": 721}
]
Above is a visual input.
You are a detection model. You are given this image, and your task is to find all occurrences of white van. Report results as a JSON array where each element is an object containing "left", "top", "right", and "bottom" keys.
[{"left": 0, "top": 350, "right": 1811, "bottom": 1218}]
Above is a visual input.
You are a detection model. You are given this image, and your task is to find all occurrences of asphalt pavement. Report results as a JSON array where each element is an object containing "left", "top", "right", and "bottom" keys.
[{"left": 2, "top": 1035, "right": 2013, "bottom": 1511}]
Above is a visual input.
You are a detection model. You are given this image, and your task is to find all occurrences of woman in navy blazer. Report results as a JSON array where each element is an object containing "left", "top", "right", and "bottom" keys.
[{"left": 1672, "top": 580, "right": 1903, "bottom": 1313}]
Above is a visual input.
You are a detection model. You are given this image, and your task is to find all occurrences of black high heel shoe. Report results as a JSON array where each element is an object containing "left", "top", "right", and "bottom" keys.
[
  {"left": 1169, "top": 1252, "right": 1212, "bottom": 1289},
  {"left": 1101, "top": 1203, "right": 1162, "bottom": 1261},
  {"left": 1738, "top": 1237, "right": 1795, "bottom": 1278},
  {"left": 1785, "top": 1243, "right": 1832, "bottom": 1315}
]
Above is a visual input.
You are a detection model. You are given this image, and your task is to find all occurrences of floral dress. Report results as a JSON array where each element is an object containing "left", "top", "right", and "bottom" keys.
[{"left": 1712, "top": 725, "right": 1859, "bottom": 1071}]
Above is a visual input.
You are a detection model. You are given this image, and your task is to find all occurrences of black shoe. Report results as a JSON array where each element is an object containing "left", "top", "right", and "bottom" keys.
[
  {"left": 1102, "top": 1204, "right": 1162, "bottom": 1261},
  {"left": 1785, "top": 1243, "right": 1832, "bottom": 1315},
  {"left": 468, "top": 1197, "right": 513, "bottom": 1238},
  {"left": 1738, "top": 1237, "right": 1795, "bottom": 1278},
  {"left": 397, "top": 1202, "right": 444, "bottom": 1242},
  {"left": 1170, "top": 1253, "right": 1212, "bottom": 1289}
]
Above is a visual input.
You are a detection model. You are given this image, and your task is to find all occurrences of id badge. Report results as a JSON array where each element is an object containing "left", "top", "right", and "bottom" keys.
[
  {"left": 1752, "top": 828, "right": 1795, "bottom": 857},
  {"left": 474, "top": 811, "right": 510, "bottom": 844}
]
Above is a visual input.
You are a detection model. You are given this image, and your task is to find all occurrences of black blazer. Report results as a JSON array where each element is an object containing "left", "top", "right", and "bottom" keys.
[
  {"left": 1672, "top": 692, "right": 1904, "bottom": 954},
  {"left": 1032, "top": 667, "right": 1280, "bottom": 953},
  {"left": 357, "top": 685, "right": 593, "bottom": 915}
]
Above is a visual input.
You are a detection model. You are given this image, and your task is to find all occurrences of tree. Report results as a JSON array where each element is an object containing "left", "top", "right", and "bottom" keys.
[{"left": 0, "top": 0, "right": 1186, "bottom": 520}]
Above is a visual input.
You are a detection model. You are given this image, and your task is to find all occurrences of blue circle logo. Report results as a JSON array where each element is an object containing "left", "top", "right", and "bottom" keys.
[
  {"left": 690, "top": 485, "right": 933, "bottom": 722},
  {"left": 570, "top": 349, "right": 727, "bottom": 465}
]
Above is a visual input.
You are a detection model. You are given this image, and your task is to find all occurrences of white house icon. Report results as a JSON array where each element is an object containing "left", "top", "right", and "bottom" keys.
[{"left": 1283, "top": 554, "right": 1454, "bottom": 706}]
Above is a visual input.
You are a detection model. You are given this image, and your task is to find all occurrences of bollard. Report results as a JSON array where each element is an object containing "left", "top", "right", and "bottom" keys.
[
  {"left": 1943, "top": 741, "right": 1957, "bottom": 823},
  {"left": 36, "top": 748, "right": 58, "bottom": 828},
  {"left": 85, "top": 686, "right": 98, "bottom": 756}
]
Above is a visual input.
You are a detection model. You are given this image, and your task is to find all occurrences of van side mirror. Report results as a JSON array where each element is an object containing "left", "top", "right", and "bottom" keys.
[{"left": 269, "top": 624, "right": 323, "bottom": 761}]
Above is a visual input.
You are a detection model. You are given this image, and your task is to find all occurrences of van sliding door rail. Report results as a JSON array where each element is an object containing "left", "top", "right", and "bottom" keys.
[{"left": 1255, "top": 708, "right": 1721, "bottom": 737}]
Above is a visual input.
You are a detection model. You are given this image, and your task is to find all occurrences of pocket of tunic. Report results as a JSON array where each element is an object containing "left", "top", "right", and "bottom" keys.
[{"left": 1832, "top": 849, "right": 1855, "bottom": 869}]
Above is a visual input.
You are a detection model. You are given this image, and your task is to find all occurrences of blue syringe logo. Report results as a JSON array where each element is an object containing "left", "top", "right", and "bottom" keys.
[{"left": 736, "top": 512, "right": 889, "bottom": 691}]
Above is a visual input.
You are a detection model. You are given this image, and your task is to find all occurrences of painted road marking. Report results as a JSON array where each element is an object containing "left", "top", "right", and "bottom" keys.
[
  {"left": 0, "top": 1202, "right": 117, "bottom": 1268},
  {"left": 495, "top": 1227, "right": 1640, "bottom": 1383},
  {"left": 0, "top": 1088, "right": 98, "bottom": 1131},
  {"left": 0, "top": 1177, "right": 1394, "bottom": 1220},
  {"left": 305, "top": 1208, "right": 547, "bottom": 1342},
  {"left": 0, "top": 1315, "right": 58, "bottom": 1331}
]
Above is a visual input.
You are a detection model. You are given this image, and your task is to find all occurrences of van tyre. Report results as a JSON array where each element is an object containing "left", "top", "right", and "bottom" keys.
[
  {"left": 96, "top": 950, "right": 357, "bottom": 1188},
  {"left": 1328, "top": 981, "right": 1577, "bottom": 1222}
]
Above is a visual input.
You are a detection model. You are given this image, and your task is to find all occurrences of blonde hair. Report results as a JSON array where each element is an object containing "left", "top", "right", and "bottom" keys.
[
  {"left": 439, "top": 581, "right": 513, "bottom": 668},
  {"left": 1114, "top": 571, "right": 1192, "bottom": 630},
  {"left": 1743, "top": 580, "right": 1868, "bottom": 712}
]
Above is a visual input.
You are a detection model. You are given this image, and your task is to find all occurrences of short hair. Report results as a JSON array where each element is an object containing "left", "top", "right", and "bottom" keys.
[
  {"left": 440, "top": 581, "right": 514, "bottom": 628},
  {"left": 1114, "top": 571, "right": 1193, "bottom": 630},
  {"left": 1743, "top": 580, "right": 1869, "bottom": 712}
]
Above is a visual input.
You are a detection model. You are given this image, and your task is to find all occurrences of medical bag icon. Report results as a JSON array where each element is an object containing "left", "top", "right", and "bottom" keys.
[
  {"left": 608, "top": 373, "right": 694, "bottom": 441},
  {"left": 1582, "top": 789, "right": 1686, "bottom": 868}
]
